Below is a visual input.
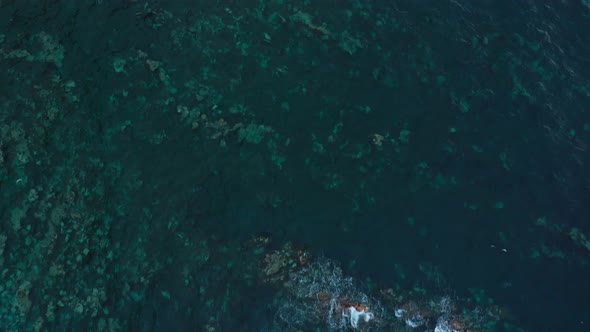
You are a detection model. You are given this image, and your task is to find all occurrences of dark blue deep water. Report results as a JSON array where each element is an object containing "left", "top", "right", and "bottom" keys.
[{"left": 1, "top": 1, "right": 589, "bottom": 331}]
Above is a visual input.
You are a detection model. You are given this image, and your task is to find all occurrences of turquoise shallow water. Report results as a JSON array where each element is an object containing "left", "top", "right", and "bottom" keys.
[{"left": 0, "top": 1, "right": 589, "bottom": 331}]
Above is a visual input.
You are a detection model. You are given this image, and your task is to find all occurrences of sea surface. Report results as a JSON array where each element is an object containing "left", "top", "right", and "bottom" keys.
[{"left": 0, "top": 1, "right": 589, "bottom": 331}]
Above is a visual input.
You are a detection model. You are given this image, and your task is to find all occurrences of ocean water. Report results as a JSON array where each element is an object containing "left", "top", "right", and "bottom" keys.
[{"left": 0, "top": 1, "right": 589, "bottom": 331}]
